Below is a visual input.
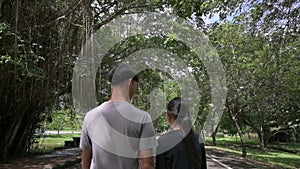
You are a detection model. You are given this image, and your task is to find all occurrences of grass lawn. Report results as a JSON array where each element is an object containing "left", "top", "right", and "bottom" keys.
[
  {"left": 31, "top": 134, "right": 81, "bottom": 154},
  {"left": 205, "top": 135, "right": 300, "bottom": 169}
]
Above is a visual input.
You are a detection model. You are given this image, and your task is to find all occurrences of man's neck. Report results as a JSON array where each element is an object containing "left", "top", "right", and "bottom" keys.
[{"left": 110, "top": 90, "right": 131, "bottom": 102}]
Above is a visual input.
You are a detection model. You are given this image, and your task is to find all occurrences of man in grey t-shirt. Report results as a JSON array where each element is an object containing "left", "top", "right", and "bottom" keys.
[{"left": 80, "top": 64, "right": 157, "bottom": 169}]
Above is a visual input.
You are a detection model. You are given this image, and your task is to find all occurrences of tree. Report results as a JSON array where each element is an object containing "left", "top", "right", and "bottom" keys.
[
  {"left": 94, "top": 33, "right": 210, "bottom": 134},
  {"left": 208, "top": 15, "right": 299, "bottom": 152},
  {"left": 1, "top": 0, "right": 211, "bottom": 158},
  {"left": 0, "top": 0, "right": 83, "bottom": 158}
]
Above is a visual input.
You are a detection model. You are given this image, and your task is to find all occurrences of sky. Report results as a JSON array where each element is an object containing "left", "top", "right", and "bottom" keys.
[{"left": 203, "top": 13, "right": 221, "bottom": 24}]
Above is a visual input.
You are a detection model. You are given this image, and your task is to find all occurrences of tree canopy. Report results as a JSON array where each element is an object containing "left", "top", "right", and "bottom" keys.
[{"left": 0, "top": 0, "right": 299, "bottom": 159}]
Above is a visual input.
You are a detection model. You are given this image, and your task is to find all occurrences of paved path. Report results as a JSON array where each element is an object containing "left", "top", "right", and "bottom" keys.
[
  {"left": 43, "top": 131, "right": 81, "bottom": 135},
  {"left": 0, "top": 147, "right": 280, "bottom": 169},
  {"left": 66, "top": 147, "right": 280, "bottom": 169},
  {"left": 0, "top": 148, "right": 81, "bottom": 169},
  {"left": 205, "top": 147, "right": 280, "bottom": 169}
]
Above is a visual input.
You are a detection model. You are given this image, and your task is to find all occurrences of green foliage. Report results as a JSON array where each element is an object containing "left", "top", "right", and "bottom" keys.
[
  {"left": 152, "top": 81, "right": 180, "bottom": 133},
  {"left": 1, "top": 0, "right": 298, "bottom": 160},
  {"left": 97, "top": 33, "right": 210, "bottom": 133},
  {"left": 154, "top": 115, "right": 171, "bottom": 133},
  {"left": 0, "top": 0, "right": 82, "bottom": 158},
  {"left": 0, "top": 21, "right": 45, "bottom": 79},
  {"left": 203, "top": 0, "right": 299, "bottom": 34},
  {"left": 46, "top": 109, "right": 82, "bottom": 132},
  {"left": 208, "top": 8, "right": 300, "bottom": 146}
]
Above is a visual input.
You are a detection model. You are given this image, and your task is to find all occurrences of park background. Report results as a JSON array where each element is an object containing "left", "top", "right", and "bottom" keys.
[{"left": 0, "top": 0, "right": 299, "bottom": 168}]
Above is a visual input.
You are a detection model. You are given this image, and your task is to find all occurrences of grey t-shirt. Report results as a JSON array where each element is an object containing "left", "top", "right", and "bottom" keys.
[{"left": 80, "top": 101, "right": 157, "bottom": 169}]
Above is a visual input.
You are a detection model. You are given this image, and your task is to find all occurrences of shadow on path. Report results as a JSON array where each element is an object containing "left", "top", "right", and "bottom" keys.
[{"left": 0, "top": 148, "right": 81, "bottom": 169}]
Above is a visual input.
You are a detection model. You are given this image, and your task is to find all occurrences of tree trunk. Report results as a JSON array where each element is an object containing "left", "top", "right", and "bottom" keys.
[
  {"left": 260, "top": 126, "right": 266, "bottom": 148},
  {"left": 261, "top": 126, "right": 273, "bottom": 148},
  {"left": 227, "top": 100, "right": 247, "bottom": 157},
  {"left": 211, "top": 123, "right": 220, "bottom": 146},
  {"left": 57, "top": 121, "right": 61, "bottom": 135},
  {"left": 235, "top": 122, "right": 247, "bottom": 157},
  {"left": 230, "top": 109, "right": 247, "bottom": 157},
  {"left": 3, "top": 104, "right": 29, "bottom": 158}
]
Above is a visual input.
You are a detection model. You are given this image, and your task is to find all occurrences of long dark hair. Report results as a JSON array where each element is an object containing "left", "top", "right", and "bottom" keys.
[{"left": 167, "top": 97, "right": 201, "bottom": 169}]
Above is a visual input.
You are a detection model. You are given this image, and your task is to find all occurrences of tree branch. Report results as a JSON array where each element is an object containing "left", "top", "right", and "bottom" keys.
[
  {"left": 0, "top": 0, "right": 3, "bottom": 17},
  {"left": 92, "top": 2, "right": 151, "bottom": 31},
  {"left": 34, "top": 0, "right": 82, "bottom": 28}
]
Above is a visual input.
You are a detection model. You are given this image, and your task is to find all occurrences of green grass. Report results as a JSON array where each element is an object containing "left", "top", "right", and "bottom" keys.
[
  {"left": 31, "top": 134, "right": 81, "bottom": 154},
  {"left": 269, "top": 141, "right": 300, "bottom": 153},
  {"left": 205, "top": 135, "right": 300, "bottom": 169}
]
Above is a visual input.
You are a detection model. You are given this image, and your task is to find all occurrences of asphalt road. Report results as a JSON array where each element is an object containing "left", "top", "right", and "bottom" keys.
[
  {"left": 43, "top": 130, "right": 81, "bottom": 135},
  {"left": 205, "top": 148, "right": 279, "bottom": 169}
]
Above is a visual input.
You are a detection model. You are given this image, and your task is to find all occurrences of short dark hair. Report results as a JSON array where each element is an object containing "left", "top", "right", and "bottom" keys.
[{"left": 108, "top": 64, "right": 139, "bottom": 85}]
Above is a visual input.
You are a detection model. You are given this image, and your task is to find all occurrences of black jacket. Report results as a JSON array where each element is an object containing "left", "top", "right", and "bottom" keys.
[{"left": 156, "top": 130, "right": 207, "bottom": 169}]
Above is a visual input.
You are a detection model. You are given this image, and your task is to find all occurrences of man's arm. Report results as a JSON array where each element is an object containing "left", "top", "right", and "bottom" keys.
[
  {"left": 81, "top": 149, "right": 92, "bottom": 169},
  {"left": 140, "top": 149, "right": 155, "bottom": 169}
]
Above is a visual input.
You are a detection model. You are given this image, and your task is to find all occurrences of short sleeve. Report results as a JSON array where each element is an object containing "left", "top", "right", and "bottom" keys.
[
  {"left": 139, "top": 114, "right": 158, "bottom": 151},
  {"left": 80, "top": 116, "right": 92, "bottom": 150}
]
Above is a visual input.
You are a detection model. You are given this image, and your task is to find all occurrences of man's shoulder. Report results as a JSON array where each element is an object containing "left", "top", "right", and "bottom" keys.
[
  {"left": 116, "top": 102, "right": 150, "bottom": 117},
  {"left": 102, "top": 101, "right": 152, "bottom": 122},
  {"left": 132, "top": 106, "right": 149, "bottom": 116},
  {"left": 83, "top": 102, "right": 108, "bottom": 119}
]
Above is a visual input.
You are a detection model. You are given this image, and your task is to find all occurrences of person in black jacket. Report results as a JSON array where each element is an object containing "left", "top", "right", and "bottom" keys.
[{"left": 156, "top": 97, "right": 207, "bottom": 169}]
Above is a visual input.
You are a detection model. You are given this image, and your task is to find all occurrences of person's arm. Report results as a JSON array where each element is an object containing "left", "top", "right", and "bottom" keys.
[
  {"left": 81, "top": 149, "right": 92, "bottom": 169},
  {"left": 80, "top": 114, "right": 93, "bottom": 169},
  {"left": 139, "top": 114, "right": 157, "bottom": 169},
  {"left": 140, "top": 149, "right": 155, "bottom": 169}
]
